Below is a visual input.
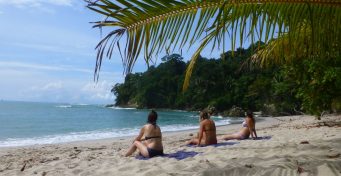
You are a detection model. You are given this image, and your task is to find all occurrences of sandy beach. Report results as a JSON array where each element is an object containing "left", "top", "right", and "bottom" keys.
[{"left": 0, "top": 115, "right": 340, "bottom": 176}]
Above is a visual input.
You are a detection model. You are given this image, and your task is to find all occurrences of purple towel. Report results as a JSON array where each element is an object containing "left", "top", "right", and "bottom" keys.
[
  {"left": 187, "top": 142, "right": 239, "bottom": 148},
  {"left": 249, "top": 136, "right": 272, "bottom": 140},
  {"left": 135, "top": 150, "right": 200, "bottom": 160},
  {"left": 212, "top": 142, "right": 239, "bottom": 147},
  {"left": 164, "top": 150, "right": 200, "bottom": 160}
]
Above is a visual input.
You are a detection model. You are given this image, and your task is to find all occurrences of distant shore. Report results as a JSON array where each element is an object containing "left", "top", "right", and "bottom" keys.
[
  {"left": 1, "top": 115, "right": 340, "bottom": 175},
  {"left": 105, "top": 104, "right": 288, "bottom": 118}
]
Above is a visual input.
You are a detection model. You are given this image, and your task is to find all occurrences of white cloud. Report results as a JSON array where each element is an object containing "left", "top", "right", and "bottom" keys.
[
  {"left": 3, "top": 77, "right": 116, "bottom": 104},
  {"left": 31, "top": 81, "right": 63, "bottom": 91},
  {"left": 0, "top": 63, "right": 123, "bottom": 104},
  {"left": 0, "top": 0, "right": 76, "bottom": 13},
  {"left": 0, "top": 61, "right": 124, "bottom": 79},
  {"left": 42, "top": 81, "right": 63, "bottom": 90},
  {"left": 0, "top": 0, "right": 74, "bottom": 8},
  {"left": 9, "top": 42, "right": 96, "bottom": 57},
  {"left": 0, "top": 61, "right": 93, "bottom": 73},
  {"left": 46, "top": 0, "right": 73, "bottom": 6},
  {"left": 81, "top": 80, "right": 114, "bottom": 101}
]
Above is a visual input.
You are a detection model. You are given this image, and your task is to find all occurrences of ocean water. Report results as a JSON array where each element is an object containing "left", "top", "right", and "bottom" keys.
[{"left": 0, "top": 101, "right": 243, "bottom": 147}]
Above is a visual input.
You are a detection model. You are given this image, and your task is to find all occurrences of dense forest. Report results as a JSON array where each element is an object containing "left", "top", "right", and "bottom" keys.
[{"left": 111, "top": 44, "right": 340, "bottom": 117}]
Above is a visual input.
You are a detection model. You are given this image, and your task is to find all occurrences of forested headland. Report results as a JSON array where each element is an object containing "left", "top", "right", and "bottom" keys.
[{"left": 111, "top": 43, "right": 340, "bottom": 117}]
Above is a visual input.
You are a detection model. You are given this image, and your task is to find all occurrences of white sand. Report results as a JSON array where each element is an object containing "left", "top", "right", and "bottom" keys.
[{"left": 0, "top": 115, "right": 340, "bottom": 176}]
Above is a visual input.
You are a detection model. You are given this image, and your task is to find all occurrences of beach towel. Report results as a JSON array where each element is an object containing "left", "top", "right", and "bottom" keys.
[
  {"left": 187, "top": 142, "right": 239, "bottom": 148},
  {"left": 135, "top": 150, "right": 200, "bottom": 160},
  {"left": 251, "top": 136, "right": 272, "bottom": 140},
  {"left": 164, "top": 150, "right": 200, "bottom": 160}
]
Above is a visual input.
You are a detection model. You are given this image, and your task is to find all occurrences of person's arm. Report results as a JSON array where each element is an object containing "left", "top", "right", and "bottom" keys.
[
  {"left": 197, "top": 122, "right": 204, "bottom": 146},
  {"left": 251, "top": 118, "right": 257, "bottom": 139},
  {"left": 134, "top": 126, "right": 144, "bottom": 142},
  {"left": 246, "top": 118, "right": 256, "bottom": 139},
  {"left": 253, "top": 127, "right": 258, "bottom": 139}
]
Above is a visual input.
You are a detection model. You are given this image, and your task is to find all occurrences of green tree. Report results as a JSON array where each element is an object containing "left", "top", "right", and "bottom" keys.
[
  {"left": 88, "top": 1, "right": 341, "bottom": 115},
  {"left": 112, "top": 73, "right": 142, "bottom": 106},
  {"left": 111, "top": 45, "right": 285, "bottom": 113},
  {"left": 86, "top": 0, "right": 340, "bottom": 90}
]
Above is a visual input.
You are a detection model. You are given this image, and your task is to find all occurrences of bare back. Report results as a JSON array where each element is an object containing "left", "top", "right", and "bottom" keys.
[
  {"left": 239, "top": 116, "right": 256, "bottom": 137},
  {"left": 142, "top": 124, "right": 163, "bottom": 150},
  {"left": 200, "top": 119, "right": 217, "bottom": 145}
]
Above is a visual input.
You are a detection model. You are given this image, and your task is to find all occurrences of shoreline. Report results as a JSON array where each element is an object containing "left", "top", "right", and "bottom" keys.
[
  {"left": 0, "top": 116, "right": 269, "bottom": 150},
  {"left": 1, "top": 115, "right": 340, "bottom": 175}
]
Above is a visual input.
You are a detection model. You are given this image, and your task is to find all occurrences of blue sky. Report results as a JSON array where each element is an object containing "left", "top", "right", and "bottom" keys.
[
  {"left": 0, "top": 0, "right": 129, "bottom": 104},
  {"left": 0, "top": 0, "right": 226, "bottom": 104}
]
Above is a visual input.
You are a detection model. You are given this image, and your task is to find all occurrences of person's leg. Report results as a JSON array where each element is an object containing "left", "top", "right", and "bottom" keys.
[
  {"left": 124, "top": 143, "right": 137, "bottom": 157},
  {"left": 134, "top": 141, "right": 149, "bottom": 157},
  {"left": 185, "top": 138, "right": 200, "bottom": 145},
  {"left": 124, "top": 141, "right": 149, "bottom": 157},
  {"left": 218, "top": 133, "right": 241, "bottom": 141}
]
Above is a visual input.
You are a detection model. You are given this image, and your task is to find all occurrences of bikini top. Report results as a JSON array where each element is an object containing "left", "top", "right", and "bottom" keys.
[
  {"left": 242, "top": 121, "right": 248, "bottom": 128},
  {"left": 144, "top": 136, "right": 161, "bottom": 140}
]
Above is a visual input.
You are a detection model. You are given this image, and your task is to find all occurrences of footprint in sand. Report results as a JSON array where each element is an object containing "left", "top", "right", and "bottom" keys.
[
  {"left": 67, "top": 163, "right": 79, "bottom": 169},
  {"left": 118, "top": 166, "right": 134, "bottom": 172},
  {"left": 72, "top": 169, "right": 82, "bottom": 174}
]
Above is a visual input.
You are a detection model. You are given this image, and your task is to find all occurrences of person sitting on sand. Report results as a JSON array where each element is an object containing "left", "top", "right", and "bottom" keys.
[
  {"left": 219, "top": 110, "right": 258, "bottom": 140},
  {"left": 185, "top": 111, "right": 217, "bottom": 146},
  {"left": 124, "top": 110, "right": 164, "bottom": 157}
]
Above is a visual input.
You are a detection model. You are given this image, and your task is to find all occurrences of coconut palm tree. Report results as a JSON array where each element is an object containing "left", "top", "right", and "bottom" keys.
[{"left": 86, "top": 0, "right": 341, "bottom": 90}]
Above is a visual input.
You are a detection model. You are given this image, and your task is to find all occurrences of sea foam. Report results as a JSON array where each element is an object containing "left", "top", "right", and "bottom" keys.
[{"left": 0, "top": 118, "right": 231, "bottom": 147}]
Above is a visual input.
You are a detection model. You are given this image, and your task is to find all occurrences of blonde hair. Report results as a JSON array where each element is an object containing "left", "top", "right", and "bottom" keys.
[{"left": 200, "top": 111, "right": 209, "bottom": 119}]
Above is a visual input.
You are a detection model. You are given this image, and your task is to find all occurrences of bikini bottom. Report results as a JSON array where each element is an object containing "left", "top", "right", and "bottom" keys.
[
  {"left": 239, "top": 134, "right": 249, "bottom": 140},
  {"left": 147, "top": 148, "right": 164, "bottom": 157}
]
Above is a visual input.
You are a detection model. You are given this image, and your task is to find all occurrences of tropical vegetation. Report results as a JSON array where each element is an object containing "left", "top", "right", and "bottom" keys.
[
  {"left": 112, "top": 44, "right": 340, "bottom": 116},
  {"left": 86, "top": 0, "right": 341, "bottom": 116}
]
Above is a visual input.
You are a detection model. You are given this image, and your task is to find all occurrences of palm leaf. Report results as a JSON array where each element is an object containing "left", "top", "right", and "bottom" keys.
[{"left": 86, "top": 0, "right": 341, "bottom": 90}]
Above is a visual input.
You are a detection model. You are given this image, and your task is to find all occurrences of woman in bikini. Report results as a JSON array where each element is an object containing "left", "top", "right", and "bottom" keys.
[
  {"left": 219, "top": 110, "right": 257, "bottom": 140},
  {"left": 185, "top": 110, "right": 217, "bottom": 146},
  {"left": 124, "top": 110, "right": 164, "bottom": 157}
]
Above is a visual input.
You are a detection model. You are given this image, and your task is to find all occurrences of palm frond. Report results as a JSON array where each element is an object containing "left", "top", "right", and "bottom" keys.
[
  {"left": 249, "top": 16, "right": 340, "bottom": 68},
  {"left": 86, "top": 0, "right": 341, "bottom": 90}
]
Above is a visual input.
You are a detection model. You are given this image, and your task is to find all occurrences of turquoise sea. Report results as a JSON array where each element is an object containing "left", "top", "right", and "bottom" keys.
[{"left": 0, "top": 101, "right": 243, "bottom": 147}]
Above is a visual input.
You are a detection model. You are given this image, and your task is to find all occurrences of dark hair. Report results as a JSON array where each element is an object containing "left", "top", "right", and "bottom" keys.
[
  {"left": 200, "top": 110, "right": 209, "bottom": 119},
  {"left": 246, "top": 110, "right": 253, "bottom": 118},
  {"left": 147, "top": 110, "right": 158, "bottom": 125}
]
